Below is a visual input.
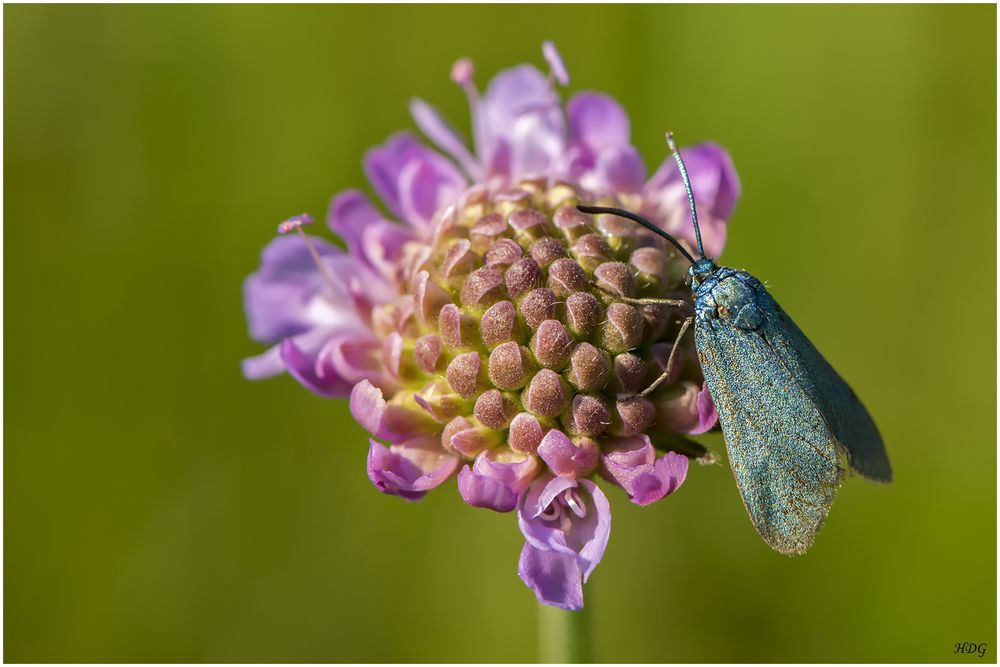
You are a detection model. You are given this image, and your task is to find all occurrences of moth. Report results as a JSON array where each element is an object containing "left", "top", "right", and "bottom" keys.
[{"left": 579, "top": 133, "right": 891, "bottom": 555}]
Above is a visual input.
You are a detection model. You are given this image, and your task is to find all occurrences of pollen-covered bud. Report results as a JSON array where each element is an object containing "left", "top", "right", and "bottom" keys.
[
  {"left": 572, "top": 234, "right": 613, "bottom": 272},
  {"left": 442, "top": 239, "right": 475, "bottom": 277},
  {"left": 566, "top": 343, "right": 610, "bottom": 392},
  {"left": 509, "top": 209, "right": 548, "bottom": 240},
  {"left": 530, "top": 237, "right": 567, "bottom": 268},
  {"left": 553, "top": 205, "right": 591, "bottom": 235},
  {"left": 614, "top": 396, "right": 655, "bottom": 436},
  {"left": 485, "top": 238, "right": 524, "bottom": 268},
  {"left": 523, "top": 369, "right": 570, "bottom": 418},
  {"left": 530, "top": 320, "right": 573, "bottom": 370},
  {"left": 489, "top": 342, "right": 534, "bottom": 390},
  {"left": 481, "top": 300, "right": 519, "bottom": 348},
  {"left": 446, "top": 351, "right": 483, "bottom": 398},
  {"left": 443, "top": 415, "right": 499, "bottom": 457},
  {"left": 414, "top": 378, "right": 465, "bottom": 423},
  {"left": 613, "top": 353, "right": 646, "bottom": 396},
  {"left": 601, "top": 302, "right": 644, "bottom": 353},
  {"left": 509, "top": 412, "right": 545, "bottom": 454},
  {"left": 565, "top": 292, "right": 602, "bottom": 337},
  {"left": 548, "top": 258, "right": 588, "bottom": 297},
  {"left": 461, "top": 267, "right": 506, "bottom": 307},
  {"left": 520, "top": 288, "right": 559, "bottom": 329},
  {"left": 413, "top": 334, "right": 444, "bottom": 373},
  {"left": 568, "top": 395, "right": 611, "bottom": 437},
  {"left": 505, "top": 258, "right": 542, "bottom": 298},
  {"left": 474, "top": 389, "right": 517, "bottom": 430},
  {"left": 439, "top": 304, "right": 477, "bottom": 349},
  {"left": 593, "top": 261, "right": 634, "bottom": 297}
]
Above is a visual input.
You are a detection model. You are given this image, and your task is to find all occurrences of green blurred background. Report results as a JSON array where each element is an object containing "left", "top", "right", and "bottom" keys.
[{"left": 4, "top": 4, "right": 996, "bottom": 663}]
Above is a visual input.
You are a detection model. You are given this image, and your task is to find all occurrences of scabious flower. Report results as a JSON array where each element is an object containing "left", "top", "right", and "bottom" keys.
[{"left": 242, "top": 43, "right": 740, "bottom": 611}]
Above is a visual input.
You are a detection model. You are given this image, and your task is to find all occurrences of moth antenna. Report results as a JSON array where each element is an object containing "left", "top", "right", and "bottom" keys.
[
  {"left": 576, "top": 205, "right": 696, "bottom": 265},
  {"left": 666, "top": 131, "right": 706, "bottom": 259}
]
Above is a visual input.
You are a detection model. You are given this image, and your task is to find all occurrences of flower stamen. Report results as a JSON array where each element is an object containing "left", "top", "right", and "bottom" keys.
[
  {"left": 539, "top": 501, "right": 562, "bottom": 522},
  {"left": 563, "top": 488, "right": 587, "bottom": 519},
  {"left": 277, "top": 213, "right": 341, "bottom": 298},
  {"left": 451, "top": 58, "right": 487, "bottom": 160},
  {"left": 542, "top": 41, "right": 569, "bottom": 87}
]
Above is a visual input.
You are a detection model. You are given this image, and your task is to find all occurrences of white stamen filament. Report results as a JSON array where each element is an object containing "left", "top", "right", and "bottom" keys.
[
  {"left": 294, "top": 227, "right": 341, "bottom": 299},
  {"left": 539, "top": 501, "right": 562, "bottom": 522},
  {"left": 563, "top": 489, "right": 587, "bottom": 519}
]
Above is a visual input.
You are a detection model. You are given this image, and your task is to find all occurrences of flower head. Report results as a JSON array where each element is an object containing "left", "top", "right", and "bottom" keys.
[{"left": 242, "top": 42, "right": 739, "bottom": 610}]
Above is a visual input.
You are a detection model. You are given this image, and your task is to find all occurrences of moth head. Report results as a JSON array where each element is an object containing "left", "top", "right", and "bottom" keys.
[{"left": 688, "top": 257, "right": 717, "bottom": 290}]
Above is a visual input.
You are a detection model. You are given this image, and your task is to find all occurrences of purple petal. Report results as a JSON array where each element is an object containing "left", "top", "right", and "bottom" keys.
[
  {"left": 518, "top": 543, "right": 584, "bottom": 611},
  {"left": 482, "top": 65, "right": 556, "bottom": 139},
  {"left": 367, "top": 436, "right": 459, "bottom": 502},
  {"left": 692, "top": 381, "right": 718, "bottom": 435},
  {"left": 363, "top": 133, "right": 424, "bottom": 220},
  {"left": 458, "top": 465, "right": 517, "bottom": 513},
  {"left": 596, "top": 145, "right": 646, "bottom": 194},
  {"left": 519, "top": 473, "right": 579, "bottom": 556},
  {"left": 567, "top": 92, "right": 631, "bottom": 152},
  {"left": 481, "top": 65, "right": 564, "bottom": 177},
  {"left": 316, "top": 334, "right": 397, "bottom": 393},
  {"left": 572, "top": 479, "right": 611, "bottom": 582},
  {"left": 628, "top": 452, "right": 688, "bottom": 507},
  {"left": 459, "top": 448, "right": 540, "bottom": 512},
  {"left": 517, "top": 474, "right": 612, "bottom": 582},
  {"left": 349, "top": 379, "right": 435, "bottom": 443},
  {"left": 653, "top": 381, "right": 704, "bottom": 434},
  {"left": 600, "top": 436, "right": 688, "bottom": 506},
  {"left": 396, "top": 154, "right": 466, "bottom": 231},
  {"left": 409, "top": 98, "right": 481, "bottom": 179},
  {"left": 243, "top": 234, "right": 346, "bottom": 343},
  {"left": 363, "top": 133, "right": 465, "bottom": 230},
  {"left": 537, "top": 429, "right": 598, "bottom": 477},
  {"left": 642, "top": 143, "right": 740, "bottom": 259},
  {"left": 279, "top": 337, "right": 353, "bottom": 398},
  {"left": 358, "top": 221, "right": 415, "bottom": 283},
  {"left": 509, "top": 111, "right": 566, "bottom": 179},
  {"left": 241, "top": 344, "right": 285, "bottom": 380},
  {"left": 600, "top": 435, "right": 657, "bottom": 487},
  {"left": 327, "top": 190, "right": 382, "bottom": 251}
]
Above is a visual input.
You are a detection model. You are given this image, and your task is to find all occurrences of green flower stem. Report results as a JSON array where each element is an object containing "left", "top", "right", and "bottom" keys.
[{"left": 538, "top": 602, "right": 591, "bottom": 663}]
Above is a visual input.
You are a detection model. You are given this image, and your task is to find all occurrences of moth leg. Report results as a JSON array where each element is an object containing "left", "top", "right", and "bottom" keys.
[
  {"left": 640, "top": 315, "right": 694, "bottom": 397},
  {"left": 621, "top": 296, "right": 689, "bottom": 308},
  {"left": 594, "top": 286, "right": 689, "bottom": 309}
]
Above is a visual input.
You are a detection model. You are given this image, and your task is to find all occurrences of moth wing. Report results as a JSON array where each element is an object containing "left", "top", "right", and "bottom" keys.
[
  {"left": 696, "top": 321, "right": 843, "bottom": 555},
  {"left": 755, "top": 287, "right": 892, "bottom": 482}
]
